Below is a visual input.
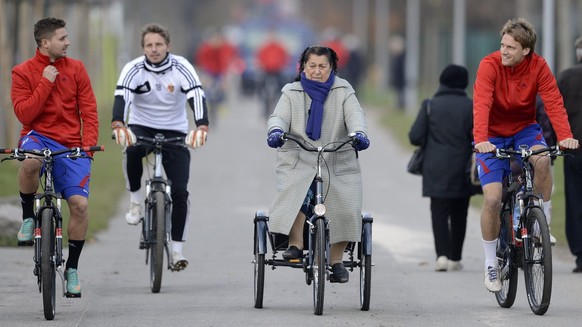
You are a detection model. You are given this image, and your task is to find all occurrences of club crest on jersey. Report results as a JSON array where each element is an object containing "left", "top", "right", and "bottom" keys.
[{"left": 167, "top": 83, "right": 175, "bottom": 93}]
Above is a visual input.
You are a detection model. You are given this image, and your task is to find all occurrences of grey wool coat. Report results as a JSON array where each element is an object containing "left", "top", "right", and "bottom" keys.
[{"left": 267, "top": 76, "right": 368, "bottom": 243}]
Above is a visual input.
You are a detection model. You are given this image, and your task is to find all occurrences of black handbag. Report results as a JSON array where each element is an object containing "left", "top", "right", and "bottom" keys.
[
  {"left": 407, "top": 100, "right": 431, "bottom": 175},
  {"left": 407, "top": 147, "right": 425, "bottom": 175}
]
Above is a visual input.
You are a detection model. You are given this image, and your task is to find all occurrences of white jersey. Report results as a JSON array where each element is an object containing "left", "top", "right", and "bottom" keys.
[{"left": 114, "top": 53, "right": 205, "bottom": 133}]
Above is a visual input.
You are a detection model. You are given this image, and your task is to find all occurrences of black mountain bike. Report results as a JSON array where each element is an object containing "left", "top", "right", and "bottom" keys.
[
  {"left": 1, "top": 145, "right": 103, "bottom": 320},
  {"left": 493, "top": 145, "right": 565, "bottom": 315},
  {"left": 253, "top": 133, "right": 373, "bottom": 315},
  {"left": 131, "top": 134, "right": 185, "bottom": 293}
]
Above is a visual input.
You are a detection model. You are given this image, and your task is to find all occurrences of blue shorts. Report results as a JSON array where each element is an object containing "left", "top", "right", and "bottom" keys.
[
  {"left": 19, "top": 131, "right": 92, "bottom": 199},
  {"left": 476, "top": 124, "right": 547, "bottom": 186}
]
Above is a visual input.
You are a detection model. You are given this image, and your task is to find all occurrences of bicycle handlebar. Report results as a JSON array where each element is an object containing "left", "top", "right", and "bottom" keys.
[
  {"left": 282, "top": 133, "right": 356, "bottom": 153},
  {"left": 133, "top": 134, "right": 185, "bottom": 147},
  {"left": 494, "top": 145, "right": 564, "bottom": 160},
  {"left": 0, "top": 145, "right": 104, "bottom": 161}
]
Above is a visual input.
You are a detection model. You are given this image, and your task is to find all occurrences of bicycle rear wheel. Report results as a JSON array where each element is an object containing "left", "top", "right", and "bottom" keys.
[
  {"left": 495, "top": 210, "right": 518, "bottom": 308},
  {"left": 41, "top": 209, "right": 56, "bottom": 320},
  {"left": 150, "top": 191, "right": 166, "bottom": 293},
  {"left": 359, "top": 220, "right": 372, "bottom": 311},
  {"left": 253, "top": 220, "right": 266, "bottom": 308},
  {"left": 523, "top": 207, "right": 552, "bottom": 315},
  {"left": 312, "top": 218, "right": 326, "bottom": 316}
]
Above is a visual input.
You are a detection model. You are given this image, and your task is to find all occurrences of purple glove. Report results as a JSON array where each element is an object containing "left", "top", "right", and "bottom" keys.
[
  {"left": 353, "top": 132, "right": 370, "bottom": 151},
  {"left": 267, "top": 129, "right": 285, "bottom": 148}
]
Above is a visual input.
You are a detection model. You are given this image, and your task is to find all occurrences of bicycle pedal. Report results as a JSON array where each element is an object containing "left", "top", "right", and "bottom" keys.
[
  {"left": 65, "top": 292, "right": 82, "bottom": 298},
  {"left": 17, "top": 240, "right": 34, "bottom": 247}
]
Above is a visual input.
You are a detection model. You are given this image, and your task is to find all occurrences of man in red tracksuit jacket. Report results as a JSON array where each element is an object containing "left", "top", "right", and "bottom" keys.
[
  {"left": 473, "top": 18, "right": 578, "bottom": 293},
  {"left": 10, "top": 17, "right": 99, "bottom": 298}
]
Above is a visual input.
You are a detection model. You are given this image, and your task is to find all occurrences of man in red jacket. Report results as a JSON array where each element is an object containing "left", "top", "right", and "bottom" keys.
[
  {"left": 473, "top": 18, "right": 578, "bottom": 293},
  {"left": 10, "top": 17, "right": 99, "bottom": 298}
]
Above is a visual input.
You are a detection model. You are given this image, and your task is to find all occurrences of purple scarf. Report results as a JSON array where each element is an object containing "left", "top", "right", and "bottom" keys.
[{"left": 300, "top": 72, "right": 335, "bottom": 140}]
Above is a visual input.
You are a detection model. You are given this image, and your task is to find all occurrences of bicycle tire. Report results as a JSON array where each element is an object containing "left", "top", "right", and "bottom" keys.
[
  {"left": 253, "top": 221, "right": 265, "bottom": 309},
  {"left": 313, "top": 218, "right": 326, "bottom": 316},
  {"left": 41, "top": 209, "right": 56, "bottom": 320},
  {"left": 150, "top": 191, "right": 165, "bottom": 293},
  {"left": 495, "top": 210, "right": 518, "bottom": 308},
  {"left": 359, "top": 252, "right": 372, "bottom": 311},
  {"left": 523, "top": 207, "right": 552, "bottom": 315}
]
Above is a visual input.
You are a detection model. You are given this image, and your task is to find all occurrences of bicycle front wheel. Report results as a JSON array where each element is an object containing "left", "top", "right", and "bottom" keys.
[
  {"left": 41, "top": 209, "right": 56, "bottom": 320},
  {"left": 523, "top": 207, "right": 552, "bottom": 315},
  {"left": 312, "top": 218, "right": 326, "bottom": 316},
  {"left": 150, "top": 191, "right": 166, "bottom": 293},
  {"left": 495, "top": 210, "right": 518, "bottom": 308}
]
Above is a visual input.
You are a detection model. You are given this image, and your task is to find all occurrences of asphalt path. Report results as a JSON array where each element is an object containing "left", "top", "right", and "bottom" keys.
[{"left": 1, "top": 93, "right": 581, "bottom": 326}]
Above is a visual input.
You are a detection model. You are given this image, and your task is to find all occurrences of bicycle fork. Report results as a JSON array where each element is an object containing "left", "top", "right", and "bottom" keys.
[{"left": 33, "top": 197, "right": 66, "bottom": 296}]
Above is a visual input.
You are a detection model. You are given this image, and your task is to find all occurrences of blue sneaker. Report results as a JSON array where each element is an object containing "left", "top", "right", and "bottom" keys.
[
  {"left": 65, "top": 268, "right": 82, "bottom": 298},
  {"left": 17, "top": 218, "right": 34, "bottom": 245}
]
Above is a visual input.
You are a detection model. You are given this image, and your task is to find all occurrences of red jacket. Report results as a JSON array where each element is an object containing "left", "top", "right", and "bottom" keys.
[
  {"left": 473, "top": 51, "right": 572, "bottom": 143},
  {"left": 11, "top": 49, "right": 98, "bottom": 148},
  {"left": 195, "top": 41, "right": 238, "bottom": 76},
  {"left": 256, "top": 41, "right": 289, "bottom": 73}
]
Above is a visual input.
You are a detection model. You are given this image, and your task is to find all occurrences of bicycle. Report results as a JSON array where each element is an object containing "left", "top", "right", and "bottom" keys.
[
  {"left": 492, "top": 144, "right": 566, "bottom": 315},
  {"left": 130, "top": 134, "right": 186, "bottom": 293},
  {"left": 1, "top": 145, "right": 104, "bottom": 320},
  {"left": 253, "top": 133, "right": 373, "bottom": 315}
]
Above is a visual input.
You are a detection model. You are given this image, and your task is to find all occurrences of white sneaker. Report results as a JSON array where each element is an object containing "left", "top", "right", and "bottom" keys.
[
  {"left": 125, "top": 202, "right": 142, "bottom": 225},
  {"left": 484, "top": 266, "right": 501, "bottom": 292},
  {"left": 435, "top": 256, "right": 448, "bottom": 271},
  {"left": 171, "top": 252, "right": 188, "bottom": 271},
  {"left": 549, "top": 230, "right": 556, "bottom": 246},
  {"left": 448, "top": 260, "right": 463, "bottom": 271}
]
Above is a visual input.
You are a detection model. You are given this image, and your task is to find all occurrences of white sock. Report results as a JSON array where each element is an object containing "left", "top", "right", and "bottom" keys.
[
  {"left": 482, "top": 238, "right": 498, "bottom": 269},
  {"left": 130, "top": 191, "right": 143, "bottom": 204},
  {"left": 543, "top": 200, "right": 552, "bottom": 226},
  {"left": 172, "top": 241, "right": 184, "bottom": 254}
]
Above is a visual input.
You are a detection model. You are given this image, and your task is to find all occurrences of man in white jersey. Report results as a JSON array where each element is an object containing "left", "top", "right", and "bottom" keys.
[{"left": 111, "top": 23, "right": 209, "bottom": 270}]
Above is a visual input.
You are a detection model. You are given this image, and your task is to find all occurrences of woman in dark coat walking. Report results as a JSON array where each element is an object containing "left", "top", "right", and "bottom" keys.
[{"left": 408, "top": 64, "right": 474, "bottom": 271}]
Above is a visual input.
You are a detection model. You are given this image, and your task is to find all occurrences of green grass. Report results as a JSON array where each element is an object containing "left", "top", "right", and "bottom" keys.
[{"left": 361, "top": 87, "right": 568, "bottom": 247}]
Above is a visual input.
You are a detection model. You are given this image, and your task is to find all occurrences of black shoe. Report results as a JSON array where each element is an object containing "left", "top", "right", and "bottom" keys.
[
  {"left": 330, "top": 263, "right": 349, "bottom": 283},
  {"left": 573, "top": 266, "right": 582, "bottom": 273},
  {"left": 282, "top": 246, "right": 302, "bottom": 260}
]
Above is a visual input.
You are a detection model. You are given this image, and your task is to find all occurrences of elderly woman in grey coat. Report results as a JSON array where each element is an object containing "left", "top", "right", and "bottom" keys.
[{"left": 266, "top": 46, "right": 370, "bottom": 283}]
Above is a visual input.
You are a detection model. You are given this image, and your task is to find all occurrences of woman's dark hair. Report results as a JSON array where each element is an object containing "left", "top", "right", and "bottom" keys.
[
  {"left": 34, "top": 17, "right": 66, "bottom": 47},
  {"left": 294, "top": 45, "right": 339, "bottom": 81}
]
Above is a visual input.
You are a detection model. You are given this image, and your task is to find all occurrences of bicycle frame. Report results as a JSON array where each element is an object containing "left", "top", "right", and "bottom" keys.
[
  {"left": 33, "top": 150, "right": 66, "bottom": 294},
  {"left": 141, "top": 136, "right": 173, "bottom": 258},
  {"left": 494, "top": 144, "right": 562, "bottom": 315},
  {"left": 497, "top": 145, "right": 554, "bottom": 246},
  {"left": 132, "top": 134, "right": 184, "bottom": 293}
]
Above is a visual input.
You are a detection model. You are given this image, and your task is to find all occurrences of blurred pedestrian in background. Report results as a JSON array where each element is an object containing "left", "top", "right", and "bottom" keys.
[
  {"left": 255, "top": 28, "right": 289, "bottom": 119},
  {"left": 194, "top": 27, "right": 239, "bottom": 124},
  {"left": 557, "top": 36, "right": 582, "bottom": 273},
  {"left": 342, "top": 34, "right": 365, "bottom": 94},
  {"left": 408, "top": 64, "right": 474, "bottom": 272},
  {"left": 389, "top": 35, "right": 406, "bottom": 110}
]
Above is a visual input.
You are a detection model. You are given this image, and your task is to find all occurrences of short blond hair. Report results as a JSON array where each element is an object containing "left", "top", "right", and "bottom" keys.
[{"left": 500, "top": 18, "right": 537, "bottom": 54}]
